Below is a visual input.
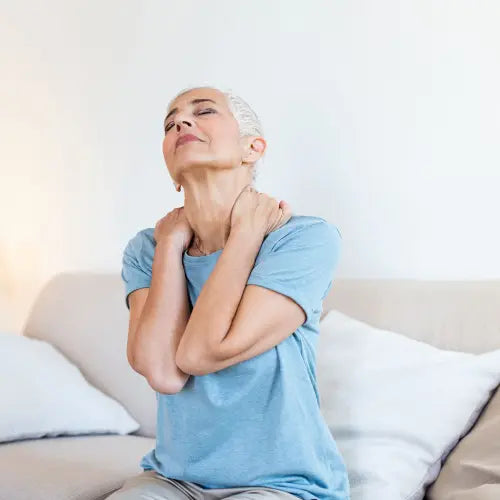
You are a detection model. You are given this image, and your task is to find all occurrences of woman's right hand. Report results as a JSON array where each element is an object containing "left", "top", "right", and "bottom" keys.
[{"left": 154, "top": 206, "right": 194, "bottom": 251}]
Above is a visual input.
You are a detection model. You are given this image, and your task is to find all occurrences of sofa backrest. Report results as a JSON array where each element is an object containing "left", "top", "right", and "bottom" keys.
[
  {"left": 322, "top": 279, "right": 500, "bottom": 353},
  {"left": 21, "top": 272, "right": 500, "bottom": 438}
]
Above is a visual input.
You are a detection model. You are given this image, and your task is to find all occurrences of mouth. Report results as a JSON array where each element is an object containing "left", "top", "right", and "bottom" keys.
[{"left": 176, "top": 134, "right": 202, "bottom": 148}]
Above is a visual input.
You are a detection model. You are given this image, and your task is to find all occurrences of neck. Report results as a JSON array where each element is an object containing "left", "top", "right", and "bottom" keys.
[{"left": 180, "top": 167, "right": 253, "bottom": 255}]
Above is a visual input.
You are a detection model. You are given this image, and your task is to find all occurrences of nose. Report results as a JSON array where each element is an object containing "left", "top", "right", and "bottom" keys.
[
  {"left": 175, "top": 120, "right": 192, "bottom": 132},
  {"left": 174, "top": 110, "right": 193, "bottom": 131}
]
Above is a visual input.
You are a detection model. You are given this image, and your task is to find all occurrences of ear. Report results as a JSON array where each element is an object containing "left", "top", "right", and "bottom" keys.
[{"left": 242, "top": 136, "right": 266, "bottom": 164}]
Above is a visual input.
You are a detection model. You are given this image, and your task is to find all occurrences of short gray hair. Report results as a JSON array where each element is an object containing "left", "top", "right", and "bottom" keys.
[{"left": 166, "top": 86, "right": 265, "bottom": 186}]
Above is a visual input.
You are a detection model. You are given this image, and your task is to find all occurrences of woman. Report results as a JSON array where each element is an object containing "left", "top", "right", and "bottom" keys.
[{"left": 112, "top": 86, "right": 349, "bottom": 500}]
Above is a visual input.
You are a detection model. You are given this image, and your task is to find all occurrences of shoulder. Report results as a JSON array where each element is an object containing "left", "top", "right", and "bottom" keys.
[
  {"left": 122, "top": 227, "right": 156, "bottom": 263},
  {"left": 265, "top": 214, "right": 342, "bottom": 251}
]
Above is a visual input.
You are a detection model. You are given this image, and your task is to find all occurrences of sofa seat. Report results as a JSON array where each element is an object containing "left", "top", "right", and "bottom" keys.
[{"left": 0, "top": 434, "right": 155, "bottom": 500}]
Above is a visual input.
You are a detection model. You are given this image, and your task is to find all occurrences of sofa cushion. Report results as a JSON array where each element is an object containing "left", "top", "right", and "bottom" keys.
[
  {"left": 0, "top": 434, "right": 154, "bottom": 500},
  {"left": 427, "top": 386, "right": 500, "bottom": 500},
  {"left": 317, "top": 309, "right": 500, "bottom": 500}
]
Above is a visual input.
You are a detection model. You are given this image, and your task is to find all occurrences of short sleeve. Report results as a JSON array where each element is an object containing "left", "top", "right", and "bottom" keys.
[
  {"left": 246, "top": 220, "right": 342, "bottom": 325},
  {"left": 121, "top": 230, "right": 153, "bottom": 310}
]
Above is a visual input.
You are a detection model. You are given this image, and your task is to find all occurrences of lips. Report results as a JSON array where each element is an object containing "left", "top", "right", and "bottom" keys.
[{"left": 176, "top": 134, "right": 202, "bottom": 148}]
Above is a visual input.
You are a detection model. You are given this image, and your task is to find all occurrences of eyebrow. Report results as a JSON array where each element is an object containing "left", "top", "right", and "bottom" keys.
[{"left": 164, "top": 98, "right": 218, "bottom": 127}]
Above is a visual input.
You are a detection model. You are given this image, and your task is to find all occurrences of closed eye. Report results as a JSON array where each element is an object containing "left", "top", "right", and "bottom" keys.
[{"left": 164, "top": 108, "right": 216, "bottom": 133}]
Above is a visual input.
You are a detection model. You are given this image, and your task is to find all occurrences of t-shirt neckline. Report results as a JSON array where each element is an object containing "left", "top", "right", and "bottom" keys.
[{"left": 183, "top": 247, "right": 223, "bottom": 265}]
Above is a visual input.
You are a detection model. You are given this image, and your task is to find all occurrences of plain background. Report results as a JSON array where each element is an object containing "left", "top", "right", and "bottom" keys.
[{"left": 1, "top": 1, "right": 499, "bottom": 332}]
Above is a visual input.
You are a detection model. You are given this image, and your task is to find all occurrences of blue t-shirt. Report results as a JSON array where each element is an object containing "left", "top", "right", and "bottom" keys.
[{"left": 121, "top": 214, "right": 350, "bottom": 500}]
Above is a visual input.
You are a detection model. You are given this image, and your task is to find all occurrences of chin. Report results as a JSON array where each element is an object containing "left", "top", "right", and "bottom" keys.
[{"left": 175, "top": 156, "right": 216, "bottom": 170}]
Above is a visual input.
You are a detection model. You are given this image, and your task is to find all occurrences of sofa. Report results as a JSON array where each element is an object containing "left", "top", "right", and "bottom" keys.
[{"left": 0, "top": 272, "right": 499, "bottom": 500}]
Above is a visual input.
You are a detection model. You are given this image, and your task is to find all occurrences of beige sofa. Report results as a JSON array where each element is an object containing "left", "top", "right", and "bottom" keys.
[{"left": 0, "top": 272, "right": 499, "bottom": 500}]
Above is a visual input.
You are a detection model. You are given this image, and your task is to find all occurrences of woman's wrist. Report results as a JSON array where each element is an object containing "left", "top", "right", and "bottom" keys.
[
  {"left": 155, "top": 235, "right": 185, "bottom": 255},
  {"left": 228, "top": 223, "right": 265, "bottom": 249}
]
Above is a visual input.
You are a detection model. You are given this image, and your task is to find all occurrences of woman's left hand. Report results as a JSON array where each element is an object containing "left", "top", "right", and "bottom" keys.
[{"left": 230, "top": 184, "right": 293, "bottom": 238}]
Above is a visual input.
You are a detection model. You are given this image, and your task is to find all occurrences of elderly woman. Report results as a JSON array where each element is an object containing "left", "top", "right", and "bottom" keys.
[{"left": 111, "top": 86, "right": 349, "bottom": 500}]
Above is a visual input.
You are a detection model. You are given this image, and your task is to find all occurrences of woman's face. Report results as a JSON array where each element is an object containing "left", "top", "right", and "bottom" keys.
[{"left": 163, "top": 88, "right": 248, "bottom": 182}]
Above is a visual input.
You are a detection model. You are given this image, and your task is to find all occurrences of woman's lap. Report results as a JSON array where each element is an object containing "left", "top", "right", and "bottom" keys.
[
  {"left": 105, "top": 470, "right": 192, "bottom": 499},
  {"left": 104, "top": 470, "right": 300, "bottom": 500}
]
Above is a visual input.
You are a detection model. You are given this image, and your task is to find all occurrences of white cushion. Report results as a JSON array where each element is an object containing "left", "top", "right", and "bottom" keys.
[
  {"left": 317, "top": 310, "right": 500, "bottom": 500},
  {"left": 0, "top": 332, "right": 140, "bottom": 443}
]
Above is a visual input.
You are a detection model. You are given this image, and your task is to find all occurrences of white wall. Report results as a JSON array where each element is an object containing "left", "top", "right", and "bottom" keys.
[{"left": 1, "top": 1, "right": 499, "bottom": 332}]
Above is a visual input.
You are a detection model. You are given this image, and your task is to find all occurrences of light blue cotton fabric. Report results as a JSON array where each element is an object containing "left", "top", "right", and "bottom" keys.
[{"left": 121, "top": 214, "right": 350, "bottom": 500}]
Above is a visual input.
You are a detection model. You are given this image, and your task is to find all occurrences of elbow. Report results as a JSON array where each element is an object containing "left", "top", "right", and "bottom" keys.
[
  {"left": 175, "top": 348, "right": 213, "bottom": 377},
  {"left": 132, "top": 356, "right": 185, "bottom": 394},
  {"left": 175, "top": 351, "right": 200, "bottom": 376},
  {"left": 129, "top": 352, "right": 187, "bottom": 394},
  {"left": 146, "top": 368, "right": 184, "bottom": 395},
  {"left": 127, "top": 350, "right": 148, "bottom": 379}
]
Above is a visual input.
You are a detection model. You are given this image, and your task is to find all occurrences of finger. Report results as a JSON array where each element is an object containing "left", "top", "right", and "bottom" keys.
[
  {"left": 281, "top": 201, "right": 293, "bottom": 222},
  {"left": 277, "top": 200, "right": 292, "bottom": 223},
  {"left": 270, "top": 208, "right": 285, "bottom": 233}
]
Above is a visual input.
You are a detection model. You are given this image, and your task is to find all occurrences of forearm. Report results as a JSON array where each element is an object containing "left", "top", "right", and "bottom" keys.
[
  {"left": 132, "top": 238, "right": 191, "bottom": 392},
  {"left": 176, "top": 226, "right": 263, "bottom": 373}
]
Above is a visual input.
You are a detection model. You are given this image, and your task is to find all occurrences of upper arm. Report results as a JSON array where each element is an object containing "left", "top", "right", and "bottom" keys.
[
  {"left": 121, "top": 230, "right": 153, "bottom": 311},
  {"left": 121, "top": 230, "right": 153, "bottom": 370},
  {"left": 121, "top": 230, "right": 189, "bottom": 394},
  {"left": 126, "top": 287, "right": 149, "bottom": 369},
  {"left": 126, "top": 284, "right": 189, "bottom": 395}
]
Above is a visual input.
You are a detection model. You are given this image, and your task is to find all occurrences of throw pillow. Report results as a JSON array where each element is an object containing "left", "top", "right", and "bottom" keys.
[
  {"left": 316, "top": 310, "right": 500, "bottom": 500},
  {"left": 0, "top": 332, "right": 140, "bottom": 443}
]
